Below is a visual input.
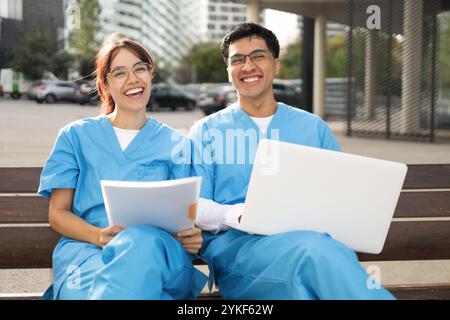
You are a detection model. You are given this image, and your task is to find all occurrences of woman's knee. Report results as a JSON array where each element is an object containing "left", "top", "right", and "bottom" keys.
[
  {"left": 101, "top": 225, "right": 178, "bottom": 264},
  {"left": 108, "top": 224, "right": 174, "bottom": 249}
]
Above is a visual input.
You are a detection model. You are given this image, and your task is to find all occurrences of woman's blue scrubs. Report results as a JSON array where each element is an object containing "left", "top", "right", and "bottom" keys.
[
  {"left": 190, "top": 103, "right": 395, "bottom": 300},
  {"left": 38, "top": 115, "right": 207, "bottom": 299}
]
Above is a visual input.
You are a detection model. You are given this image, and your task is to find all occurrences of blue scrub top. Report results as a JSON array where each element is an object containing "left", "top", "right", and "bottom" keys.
[
  {"left": 38, "top": 114, "right": 191, "bottom": 296},
  {"left": 190, "top": 102, "right": 341, "bottom": 204}
]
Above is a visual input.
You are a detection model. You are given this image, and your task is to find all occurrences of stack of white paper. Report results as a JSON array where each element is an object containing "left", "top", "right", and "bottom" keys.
[{"left": 101, "top": 176, "right": 202, "bottom": 233}]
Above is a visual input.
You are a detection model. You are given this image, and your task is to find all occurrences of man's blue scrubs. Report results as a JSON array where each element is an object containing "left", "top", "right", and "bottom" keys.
[{"left": 190, "top": 103, "right": 394, "bottom": 300}]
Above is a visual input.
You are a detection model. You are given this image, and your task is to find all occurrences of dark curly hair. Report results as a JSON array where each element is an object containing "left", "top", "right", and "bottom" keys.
[{"left": 220, "top": 23, "right": 280, "bottom": 63}]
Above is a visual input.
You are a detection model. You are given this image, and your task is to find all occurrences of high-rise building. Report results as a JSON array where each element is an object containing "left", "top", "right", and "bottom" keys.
[
  {"left": 95, "top": 0, "right": 204, "bottom": 71},
  {"left": 205, "top": 0, "right": 247, "bottom": 42},
  {"left": 66, "top": 0, "right": 261, "bottom": 72},
  {"left": 0, "top": 0, "right": 64, "bottom": 68},
  {"left": 204, "top": 0, "right": 264, "bottom": 43}
]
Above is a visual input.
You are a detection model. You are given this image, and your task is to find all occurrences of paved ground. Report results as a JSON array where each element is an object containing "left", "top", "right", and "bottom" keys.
[{"left": 1, "top": 98, "right": 449, "bottom": 296}]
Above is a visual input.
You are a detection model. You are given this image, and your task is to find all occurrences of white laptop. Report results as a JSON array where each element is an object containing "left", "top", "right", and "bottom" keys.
[{"left": 238, "top": 139, "right": 408, "bottom": 254}]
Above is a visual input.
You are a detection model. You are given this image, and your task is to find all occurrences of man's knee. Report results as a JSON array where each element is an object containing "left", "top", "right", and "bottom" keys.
[{"left": 274, "top": 230, "right": 355, "bottom": 262}]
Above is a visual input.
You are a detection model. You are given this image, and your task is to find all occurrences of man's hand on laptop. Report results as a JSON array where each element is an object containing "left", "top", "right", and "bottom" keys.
[{"left": 224, "top": 203, "right": 245, "bottom": 229}]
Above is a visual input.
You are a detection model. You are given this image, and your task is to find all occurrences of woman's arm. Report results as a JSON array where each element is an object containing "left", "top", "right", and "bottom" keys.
[{"left": 49, "top": 188, "right": 123, "bottom": 247}]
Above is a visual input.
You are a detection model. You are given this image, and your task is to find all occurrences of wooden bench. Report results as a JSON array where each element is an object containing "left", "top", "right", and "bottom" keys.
[{"left": 1, "top": 165, "right": 450, "bottom": 300}]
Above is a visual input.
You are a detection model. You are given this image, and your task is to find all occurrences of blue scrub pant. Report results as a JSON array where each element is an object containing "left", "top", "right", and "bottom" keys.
[
  {"left": 200, "top": 229, "right": 395, "bottom": 300},
  {"left": 57, "top": 225, "right": 207, "bottom": 300}
]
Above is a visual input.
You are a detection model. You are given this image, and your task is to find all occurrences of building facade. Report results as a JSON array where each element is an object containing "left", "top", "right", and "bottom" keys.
[
  {"left": 95, "top": 0, "right": 205, "bottom": 71},
  {"left": 205, "top": 0, "right": 248, "bottom": 42},
  {"left": 0, "top": 0, "right": 64, "bottom": 68}
]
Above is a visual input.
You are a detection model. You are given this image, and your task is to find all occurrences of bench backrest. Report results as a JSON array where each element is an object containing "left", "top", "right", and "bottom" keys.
[{"left": 1, "top": 165, "right": 450, "bottom": 269}]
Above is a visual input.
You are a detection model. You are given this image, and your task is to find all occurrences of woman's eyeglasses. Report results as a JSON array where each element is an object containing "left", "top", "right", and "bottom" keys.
[{"left": 108, "top": 62, "right": 152, "bottom": 82}]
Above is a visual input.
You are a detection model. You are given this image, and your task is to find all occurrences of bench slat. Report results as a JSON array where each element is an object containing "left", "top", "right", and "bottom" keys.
[
  {"left": 403, "top": 164, "right": 450, "bottom": 189},
  {"left": 1, "top": 164, "right": 450, "bottom": 193},
  {"left": 0, "top": 196, "right": 49, "bottom": 223},
  {"left": 387, "top": 284, "right": 450, "bottom": 300},
  {"left": 0, "top": 168, "right": 42, "bottom": 193},
  {"left": 1, "top": 221, "right": 450, "bottom": 268},
  {"left": 395, "top": 191, "right": 450, "bottom": 218},
  {"left": 0, "top": 227, "right": 59, "bottom": 268},
  {"left": 1, "top": 284, "right": 450, "bottom": 300},
  {"left": 1, "top": 190, "right": 449, "bottom": 224},
  {"left": 358, "top": 221, "right": 450, "bottom": 261}
]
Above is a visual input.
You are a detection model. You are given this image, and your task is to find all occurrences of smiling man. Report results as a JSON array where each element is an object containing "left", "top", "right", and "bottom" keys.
[{"left": 190, "top": 23, "right": 395, "bottom": 300}]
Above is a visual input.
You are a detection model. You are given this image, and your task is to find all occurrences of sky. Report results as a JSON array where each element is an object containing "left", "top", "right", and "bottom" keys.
[{"left": 264, "top": 9, "right": 300, "bottom": 49}]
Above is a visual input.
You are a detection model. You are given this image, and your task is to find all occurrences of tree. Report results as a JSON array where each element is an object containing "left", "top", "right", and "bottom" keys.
[
  {"left": 68, "top": 0, "right": 101, "bottom": 78},
  {"left": 179, "top": 42, "right": 228, "bottom": 84},
  {"left": 439, "top": 13, "right": 450, "bottom": 88},
  {"left": 279, "top": 40, "right": 302, "bottom": 79},
  {"left": 10, "top": 29, "right": 73, "bottom": 80}
]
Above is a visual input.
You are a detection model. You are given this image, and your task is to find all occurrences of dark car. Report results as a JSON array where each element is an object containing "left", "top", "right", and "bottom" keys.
[
  {"left": 272, "top": 79, "right": 303, "bottom": 108},
  {"left": 76, "top": 80, "right": 100, "bottom": 105},
  {"left": 198, "top": 80, "right": 303, "bottom": 116},
  {"left": 147, "top": 83, "right": 196, "bottom": 111},
  {"left": 198, "top": 85, "right": 237, "bottom": 116}
]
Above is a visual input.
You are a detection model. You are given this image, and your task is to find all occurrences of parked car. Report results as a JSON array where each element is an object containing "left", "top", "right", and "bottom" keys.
[
  {"left": 198, "top": 84, "right": 237, "bottom": 115},
  {"left": 26, "top": 80, "right": 44, "bottom": 100},
  {"left": 147, "top": 83, "right": 197, "bottom": 111},
  {"left": 197, "top": 80, "right": 303, "bottom": 115},
  {"left": 26, "top": 72, "right": 61, "bottom": 101},
  {"left": 272, "top": 79, "right": 303, "bottom": 108},
  {"left": 35, "top": 81, "right": 79, "bottom": 104},
  {"left": 76, "top": 80, "right": 100, "bottom": 105},
  {"left": 179, "top": 83, "right": 203, "bottom": 99}
]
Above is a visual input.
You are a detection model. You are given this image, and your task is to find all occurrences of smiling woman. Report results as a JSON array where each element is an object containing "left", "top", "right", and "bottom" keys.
[
  {"left": 36, "top": 33, "right": 207, "bottom": 300},
  {"left": 96, "top": 34, "right": 155, "bottom": 115}
]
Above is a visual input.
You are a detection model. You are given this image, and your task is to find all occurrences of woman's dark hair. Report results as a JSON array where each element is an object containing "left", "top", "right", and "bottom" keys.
[
  {"left": 95, "top": 32, "right": 156, "bottom": 114},
  {"left": 220, "top": 23, "right": 280, "bottom": 62}
]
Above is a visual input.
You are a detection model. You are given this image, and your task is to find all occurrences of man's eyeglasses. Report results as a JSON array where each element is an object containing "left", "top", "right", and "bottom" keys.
[
  {"left": 108, "top": 62, "right": 152, "bottom": 82},
  {"left": 227, "top": 49, "right": 273, "bottom": 67}
]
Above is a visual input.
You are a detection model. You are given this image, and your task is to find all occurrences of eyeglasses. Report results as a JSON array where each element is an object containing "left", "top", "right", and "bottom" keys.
[
  {"left": 227, "top": 49, "right": 274, "bottom": 67},
  {"left": 108, "top": 62, "right": 152, "bottom": 82}
]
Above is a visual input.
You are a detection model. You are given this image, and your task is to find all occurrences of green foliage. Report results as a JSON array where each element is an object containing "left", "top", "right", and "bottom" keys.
[
  {"left": 279, "top": 30, "right": 402, "bottom": 89},
  {"left": 279, "top": 40, "right": 302, "bottom": 79},
  {"left": 439, "top": 13, "right": 450, "bottom": 88},
  {"left": 10, "top": 29, "right": 73, "bottom": 80},
  {"left": 178, "top": 42, "right": 228, "bottom": 84},
  {"left": 68, "top": 0, "right": 101, "bottom": 78}
]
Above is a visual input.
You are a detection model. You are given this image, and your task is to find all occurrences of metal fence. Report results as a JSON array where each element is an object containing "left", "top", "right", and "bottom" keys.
[{"left": 346, "top": 0, "right": 444, "bottom": 142}]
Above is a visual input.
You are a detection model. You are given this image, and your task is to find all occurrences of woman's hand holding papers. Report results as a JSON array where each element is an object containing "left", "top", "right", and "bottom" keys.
[
  {"left": 175, "top": 227, "right": 203, "bottom": 254},
  {"left": 97, "top": 225, "right": 124, "bottom": 248}
]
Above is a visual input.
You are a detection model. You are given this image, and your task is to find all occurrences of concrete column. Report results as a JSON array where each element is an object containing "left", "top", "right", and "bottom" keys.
[
  {"left": 364, "top": 30, "right": 377, "bottom": 119},
  {"left": 400, "top": 0, "right": 423, "bottom": 133},
  {"left": 247, "top": 0, "right": 260, "bottom": 24},
  {"left": 313, "top": 15, "right": 326, "bottom": 118}
]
